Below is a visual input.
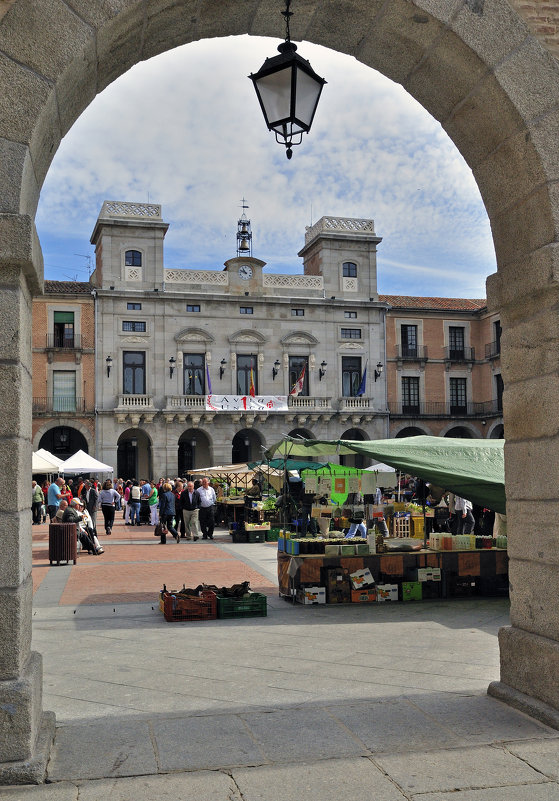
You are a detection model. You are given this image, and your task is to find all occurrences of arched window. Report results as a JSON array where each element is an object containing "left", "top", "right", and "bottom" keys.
[
  {"left": 342, "top": 261, "right": 357, "bottom": 278},
  {"left": 125, "top": 250, "right": 142, "bottom": 267}
]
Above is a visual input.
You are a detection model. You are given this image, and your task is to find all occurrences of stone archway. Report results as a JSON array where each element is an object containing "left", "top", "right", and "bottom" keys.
[{"left": 3, "top": 0, "right": 559, "bottom": 779}]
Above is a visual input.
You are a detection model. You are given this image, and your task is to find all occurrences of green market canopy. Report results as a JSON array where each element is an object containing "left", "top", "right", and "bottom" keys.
[{"left": 265, "top": 436, "right": 506, "bottom": 514}]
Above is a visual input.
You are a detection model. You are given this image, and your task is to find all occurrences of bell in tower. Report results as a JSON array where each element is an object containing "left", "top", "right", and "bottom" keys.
[{"left": 236, "top": 198, "right": 252, "bottom": 257}]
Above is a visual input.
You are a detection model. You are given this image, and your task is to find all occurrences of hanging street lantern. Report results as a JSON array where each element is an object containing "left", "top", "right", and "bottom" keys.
[{"left": 249, "top": 0, "right": 326, "bottom": 159}]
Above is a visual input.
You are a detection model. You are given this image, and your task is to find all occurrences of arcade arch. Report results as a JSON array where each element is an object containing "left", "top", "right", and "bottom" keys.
[
  {"left": 2, "top": 0, "right": 559, "bottom": 777},
  {"left": 232, "top": 429, "right": 263, "bottom": 464},
  {"left": 178, "top": 429, "right": 211, "bottom": 474},
  {"left": 394, "top": 426, "right": 428, "bottom": 438},
  {"left": 34, "top": 420, "right": 91, "bottom": 457},
  {"left": 116, "top": 428, "right": 152, "bottom": 480}
]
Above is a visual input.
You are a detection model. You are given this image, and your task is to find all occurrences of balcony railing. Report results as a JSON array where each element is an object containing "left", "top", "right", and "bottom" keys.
[
  {"left": 485, "top": 340, "right": 501, "bottom": 359},
  {"left": 166, "top": 395, "right": 207, "bottom": 410},
  {"left": 396, "top": 344, "right": 428, "bottom": 361},
  {"left": 339, "top": 397, "right": 373, "bottom": 410},
  {"left": 443, "top": 345, "right": 475, "bottom": 362},
  {"left": 388, "top": 399, "right": 502, "bottom": 418},
  {"left": 288, "top": 396, "right": 332, "bottom": 410},
  {"left": 33, "top": 396, "right": 87, "bottom": 414},
  {"left": 45, "top": 333, "right": 83, "bottom": 349},
  {"left": 117, "top": 394, "right": 154, "bottom": 408}
]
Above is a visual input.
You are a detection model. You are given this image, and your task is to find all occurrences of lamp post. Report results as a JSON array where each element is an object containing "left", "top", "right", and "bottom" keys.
[
  {"left": 249, "top": 0, "right": 326, "bottom": 159},
  {"left": 105, "top": 355, "right": 112, "bottom": 378},
  {"left": 169, "top": 356, "right": 176, "bottom": 379},
  {"left": 319, "top": 360, "right": 327, "bottom": 381},
  {"left": 374, "top": 362, "right": 384, "bottom": 381},
  {"left": 273, "top": 359, "right": 280, "bottom": 380}
]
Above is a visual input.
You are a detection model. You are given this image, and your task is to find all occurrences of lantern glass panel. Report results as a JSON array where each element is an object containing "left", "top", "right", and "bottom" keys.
[
  {"left": 294, "top": 67, "right": 323, "bottom": 128},
  {"left": 256, "top": 67, "right": 293, "bottom": 128}
]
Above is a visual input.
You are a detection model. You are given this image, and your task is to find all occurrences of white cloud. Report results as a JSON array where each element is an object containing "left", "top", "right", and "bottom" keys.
[{"left": 37, "top": 36, "right": 495, "bottom": 297}]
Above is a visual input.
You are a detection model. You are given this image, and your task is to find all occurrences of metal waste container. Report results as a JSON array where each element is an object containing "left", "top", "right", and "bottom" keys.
[{"left": 48, "top": 522, "right": 77, "bottom": 565}]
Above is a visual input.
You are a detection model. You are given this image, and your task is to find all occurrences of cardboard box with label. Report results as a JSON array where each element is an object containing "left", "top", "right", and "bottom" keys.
[
  {"left": 376, "top": 583, "right": 399, "bottom": 602},
  {"left": 297, "top": 586, "right": 326, "bottom": 605}
]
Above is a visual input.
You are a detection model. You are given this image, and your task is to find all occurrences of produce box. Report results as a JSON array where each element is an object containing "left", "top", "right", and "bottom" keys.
[
  {"left": 349, "top": 568, "right": 375, "bottom": 590},
  {"left": 411, "top": 517, "right": 424, "bottom": 538},
  {"left": 266, "top": 528, "right": 281, "bottom": 542},
  {"left": 216, "top": 591, "right": 267, "bottom": 618},
  {"left": 278, "top": 536, "right": 286, "bottom": 552},
  {"left": 321, "top": 567, "right": 351, "bottom": 604},
  {"left": 162, "top": 590, "right": 217, "bottom": 622},
  {"left": 245, "top": 522, "right": 270, "bottom": 531},
  {"left": 325, "top": 544, "right": 340, "bottom": 556},
  {"left": 351, "top": 588, "right": 377, "bottom": 603},
  {"left": 376, "top": 583, "right": 399, "bottom": 602},
  {"left": 340, "top": 544, "right": 355, "bottom": 556},
  {"left": 401, "top": 581, "right": 422, "bottom": 601},
  {"left": 415, "top": 567, "right": 441, "bottom": 582},
  {"left": 297, "top": 586, "right": 326, "bottom": 605}
]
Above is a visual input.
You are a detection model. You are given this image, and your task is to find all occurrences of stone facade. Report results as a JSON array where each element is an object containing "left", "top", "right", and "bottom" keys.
[
  {"left": 90, "top": 203, "right": 388, "bottom": 478},
  {"left": 385, "top": 296, "right": 503, "bottom": 439},
  {"left": 3, "top": 0, "right": 559, "bottom": 783},
  {"left": 31, "top": 282, "right": 95, "bottom": 460}
]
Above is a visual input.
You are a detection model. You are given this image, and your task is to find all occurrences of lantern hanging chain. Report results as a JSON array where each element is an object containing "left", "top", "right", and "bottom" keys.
[{"left": 281, "top": 0, "right": 293, "bottom": 43}]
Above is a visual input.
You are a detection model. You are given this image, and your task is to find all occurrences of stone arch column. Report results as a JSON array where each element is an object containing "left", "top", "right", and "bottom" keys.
[{"left": 2, "top": 0, "right": 559, "bottom": 781}]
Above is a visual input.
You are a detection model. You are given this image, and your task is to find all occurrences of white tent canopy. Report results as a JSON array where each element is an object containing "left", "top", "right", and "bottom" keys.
[
  {"left": 32, "top": 448, "right": 64, "bottom": 473},
  {"left": 59, "top": 450, "right": 113, "bottom": 475}
]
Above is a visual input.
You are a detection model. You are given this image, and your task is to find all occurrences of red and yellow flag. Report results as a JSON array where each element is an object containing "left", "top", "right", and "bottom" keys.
[{"left": 249, "top": 366, "right": 256, "bottom": 397}]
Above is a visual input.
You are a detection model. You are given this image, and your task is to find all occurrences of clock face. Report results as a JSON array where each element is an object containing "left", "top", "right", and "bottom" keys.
[{"left": 239, "top": 264, "right": 253, "bottom": 280}]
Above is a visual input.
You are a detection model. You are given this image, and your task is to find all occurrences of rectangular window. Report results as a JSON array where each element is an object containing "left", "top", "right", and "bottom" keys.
[
  {"left": 237, "top": 354, "right": 258, "bottom": 395},
  {"left": 402, "top": 377, "right": 420, "bottom": 414},
  {"left": 53, "top": 311, "right": 75, "bottom": 348},
  {"left": 450, "top": 377, "right": 467, "bottom": 414},
  {"left": 342, "top": 356, "right": 362, "bottom": 397},
  {"left": 449, "top": 326, "right": 465, "bottom": 360},
  {"left": 53, "top": 371, "right": 76, "bottom": 412},
  {"left": 401, "top": 324, "right": 418, "bottom": 359},
  {"left": 342, "top": 262, "right": 357, "bottom": 278},
  {"left": 122, "top": 321, "right": 146, "bottom": 332},
  {"left": 495, "top": 373, "right": 504, "bottom": 412},
  {"left": 123, "top": 351, "right": 146, "bottom": 395},
  {"left": 291, "top": 308, "right": 304, "bottom": 316},
  {"left": 341, "top": 328, "right": 361, "bottom": 339},
  {"left": 127, "top": 302, "right": 141, "bottom": 311},
  {"left": 288, "top": 355, "right": 309, "bottom": 396},
  {"left": 186, "top": 304, "right": 200, "bottom": 313},
  {"left": 240, "top": 306, "right": 253, "bottom": 315},
  {"left": 183, "top": 353, "right": 205, "bottom": 396},
  {"left": 494, "top": 320, "right": 502, "bottom": 354},
  {"left": 344, "top": 311, "right": 357, "bottom": 319}
]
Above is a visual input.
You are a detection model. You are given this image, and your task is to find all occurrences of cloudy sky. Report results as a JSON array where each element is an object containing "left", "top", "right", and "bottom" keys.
[{"left": 36, "top": 36, "right": 496, "bottom": 298}]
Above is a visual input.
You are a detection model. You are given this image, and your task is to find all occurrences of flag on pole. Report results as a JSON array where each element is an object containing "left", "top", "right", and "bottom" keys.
[
  {"left": 249, "top": 366, "right": 256, "bottom": 397},
  {"left": 206, "top": 363, "right": 212, "bottom": 395},
  {"left": 355, "top": 361, "right": 367, "bottom": 396},
  {"left": 290, "top": 363, "right": 306, "bottom": 396}
]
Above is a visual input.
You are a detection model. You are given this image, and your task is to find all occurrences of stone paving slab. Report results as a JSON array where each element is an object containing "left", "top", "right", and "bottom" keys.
[
  {"left": 47, "top": 719, "right": 158, "bottom": 781},
  {"left": 152, "top": 714, "right": 267, "bottom": 772},
  {"left": 506, "top": 737, "right": 559, "bottom": 780},
  {"left": 233, "top": 757, "right": 409, "bottom": 801},
  {"left": 375, "top": 744, "right": 548, "bottom": 795},
  {"left": 414, "top": 783, "right": 559, "bottom": 800}
]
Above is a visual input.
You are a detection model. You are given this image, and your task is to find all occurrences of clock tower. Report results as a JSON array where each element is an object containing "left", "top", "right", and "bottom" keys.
[{"left": 224, "top": 200, "right": 266, "bottom": 291}]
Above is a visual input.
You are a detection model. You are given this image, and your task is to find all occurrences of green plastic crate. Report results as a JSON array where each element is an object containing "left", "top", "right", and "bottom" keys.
[
  {"left": 266, "top": 528, "right": 280, "bottom": 541},
  {"left": 248, "top": 530, "right": 266, "bottom": 543},
  {"left": 216, "top": 592, "right": 268, "bottom": 619}
]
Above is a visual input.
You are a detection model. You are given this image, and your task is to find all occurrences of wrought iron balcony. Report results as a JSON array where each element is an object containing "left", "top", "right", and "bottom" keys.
[
  {"left": 443, "top": 345, "right": 475, "bottom": 362},
  {"left": 45, "top": 333, "right": 83, "bottom": 349},
  {"left": 396, "top": 344, "right": 428, "bottom": 361},
  {"left": 485, "top": 340, "right": 501, "bottom": 359},
  {"left": 388, "top": 399, "right": 502, "bottom": 418},
  {"left": 32, "top": 396, "right": 87, "bottom": 414}
]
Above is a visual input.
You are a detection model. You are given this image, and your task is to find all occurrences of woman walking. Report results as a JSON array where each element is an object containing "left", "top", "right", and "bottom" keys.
[
  {"left": 158, "top": 482, "right": 179, "bottom": 544},
  {"left": 98, "top": 478, "right": 120, "bottom": 535}
]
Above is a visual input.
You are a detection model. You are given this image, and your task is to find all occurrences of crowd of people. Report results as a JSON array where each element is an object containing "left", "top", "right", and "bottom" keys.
[{"left": 33, "top": 474, "right": 223, "bottom": 548}]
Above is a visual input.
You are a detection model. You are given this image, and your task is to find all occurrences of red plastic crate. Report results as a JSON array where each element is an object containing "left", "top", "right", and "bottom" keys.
[{"left": 162, "top": 590, "right": 217, "bottom": 622}]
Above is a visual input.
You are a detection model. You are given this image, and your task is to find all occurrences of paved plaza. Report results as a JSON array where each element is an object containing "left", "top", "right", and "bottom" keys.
[{"left": 3, "top": 518, "right": 559, "bottom": 799}]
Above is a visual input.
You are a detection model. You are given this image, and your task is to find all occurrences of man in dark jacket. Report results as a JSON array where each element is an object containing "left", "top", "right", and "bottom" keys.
[
  {"left": 179, "top": 481, "right": 201, "bottom": 541},
  {"left": 80, "top": 480, "right": 99, "bottom": 533}
]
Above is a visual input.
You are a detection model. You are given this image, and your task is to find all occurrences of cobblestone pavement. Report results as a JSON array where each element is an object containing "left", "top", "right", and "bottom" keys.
[{"left": 10, "top": 518, "right": 559, "bottom": 799}]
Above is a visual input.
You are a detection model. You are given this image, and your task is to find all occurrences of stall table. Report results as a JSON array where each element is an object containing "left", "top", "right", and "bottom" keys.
[{"left": 277, "top": 549, "right": 508, "bottom": 601}]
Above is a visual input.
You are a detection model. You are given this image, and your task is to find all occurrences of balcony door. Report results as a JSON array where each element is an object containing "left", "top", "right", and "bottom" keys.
[
  {"left": 401, "top": 376, "right": 420, "bottom": 415},
  {"left": 53, "top": 370, "right": 76, "bottom": 412},
  {"left": 123, "top": 351, "right": 146, "bottom": 395}
]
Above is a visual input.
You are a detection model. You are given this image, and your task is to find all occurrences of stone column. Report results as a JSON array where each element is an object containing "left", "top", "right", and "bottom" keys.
[
  {"left": 0, "top": 215, "right": 54, "bottom": 783},
  {"left": 487, "top": 244, "right": 559, "bottom": 727}
]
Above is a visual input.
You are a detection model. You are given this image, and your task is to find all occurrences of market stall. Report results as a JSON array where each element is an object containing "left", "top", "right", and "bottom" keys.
[{"left": 265, "top": 436, "right": 508, "bottom": 604}]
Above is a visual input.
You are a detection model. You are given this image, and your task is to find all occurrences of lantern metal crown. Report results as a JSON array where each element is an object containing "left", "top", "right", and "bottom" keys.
[{"left": 249, "top": 0, "right": 326, "bottom": 159}]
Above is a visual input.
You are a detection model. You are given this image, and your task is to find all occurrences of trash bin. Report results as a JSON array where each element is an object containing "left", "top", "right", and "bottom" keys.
[{"left": 48, "top": 522, "right": 78, "bottom": 565}]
